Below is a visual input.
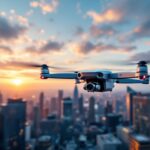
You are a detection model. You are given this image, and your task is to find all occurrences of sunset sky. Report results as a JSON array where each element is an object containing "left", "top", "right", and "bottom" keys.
[{"left": 0, "top": 0, "right": 150, "bottom": 98}]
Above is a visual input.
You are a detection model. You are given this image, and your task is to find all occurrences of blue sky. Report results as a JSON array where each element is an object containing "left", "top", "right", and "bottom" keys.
[{"left": 0, "top": 0, "right": 150, "bottom": 95}]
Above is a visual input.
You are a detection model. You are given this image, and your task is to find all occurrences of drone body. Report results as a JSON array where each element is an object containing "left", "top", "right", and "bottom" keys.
[{"left": 40, "top": 61, "right": 149, "bottom": 92}]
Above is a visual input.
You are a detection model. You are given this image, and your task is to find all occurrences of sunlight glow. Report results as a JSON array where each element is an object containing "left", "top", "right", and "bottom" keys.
[{"left": 11, "top": 79, "right": 23, "bottom": 86}]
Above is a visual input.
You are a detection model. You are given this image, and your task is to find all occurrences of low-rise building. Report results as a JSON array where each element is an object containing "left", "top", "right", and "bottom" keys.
[{"left": 97, "top": 134, "right": 122, "bottom": 150}]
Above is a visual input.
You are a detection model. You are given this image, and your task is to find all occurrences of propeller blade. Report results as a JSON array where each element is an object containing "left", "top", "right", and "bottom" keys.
[
  {"left": 9, "top": 61, "right": 70, "bottom": 70},
  {"left": 130, "top": 60, "right": 150, "bottom": 65},
  {"left": 109, "top": 60, "right": 150, "bottom": 66},
  {"left": 11, "top": 61, "right": 42, "bottom": 67}
]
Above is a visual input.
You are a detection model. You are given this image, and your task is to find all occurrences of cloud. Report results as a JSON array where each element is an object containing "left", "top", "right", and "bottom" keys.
[
  {"left": 130, "top": 50, "right": 150, "bottom": 61},
  {"left": 87, "top": 0, "right": 150, "bottom": 25},
  {"left": 87, "top": 9, "right": 122, "bottom": 24},
  {"left": 114, "top": 0, "right": 150, "bottom": 20},
  {"left": 119, "top": 19, "right": 150, "bottom": 42},
  {"left": 72, "top": 41, "right": 136, "bottom": 54},
  {"left": 0, "top": 45, "right": 13, "bottom": 54},
  {"left": 0, "top": 16, "right": 27, "bottom": 41},
  {"left": 90, "top": 24, "right": 117, "bottom": 37},
  {"left": 26, "top": 40, "right": 64, "bottom": 54},
  {"left": 41, "top": 40, "right": 63, "bottom": 52},
  {"left": 9, "top": 9, "right": 29, "bottom": 26},
  {"left": 30, "top": 0, "right": 59, "bottom": 14},
  {"left": 87, "top": 0, "right": 150, "bottom": 42},
  {"left": 74, "top": 26, "right": 84, "bottom": 36},
  {"left": 73, "top": 26, "right": 90, "bottom": 41},
  {"left": 129, "top": 20, "right": 150, "bottom": 41}
]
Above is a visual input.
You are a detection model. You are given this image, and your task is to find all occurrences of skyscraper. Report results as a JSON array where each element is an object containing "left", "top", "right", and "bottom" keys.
[
  {"left": 63, "top": 97, "right": 73, "bottom": 121},
  {"left": 132, "top": 95, "right": 150, "bottom": 136},
  {"left": 130, "top": 134, "right": 150, "bottom": 150},
  {"left": 0, "top": 92, "right": 3, "bottom": 105},
  {"left": 126, "top": 86, "right": 136, "bottom": 125},
  {"left": 0, "top": 98, "right": 26, "bottom": 150},
  {"left": 105, "top": 101, "right": 113, "bottom": 115},
  {"left": 39, "top": 92, "right": 44, "bottom": 119},
  {"left": 50, "top": 97, "right": 57, "bottom": 115},
  {"left": 58, "top": 90, "right": 63, "bottom": 118},
  {"left": 73, "top": 85, "right": 79, "bottom": 109},
  {"left": 78, "top": 94, "right": 84, "bottom": 118},
  {"left": 88, "top": 96, "right": 95, "bottom": 124},
  {"left": 33, "top": 105, "right": 41, "bottom": 138}
]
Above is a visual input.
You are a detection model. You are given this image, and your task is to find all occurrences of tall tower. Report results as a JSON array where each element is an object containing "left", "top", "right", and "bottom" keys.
[
  {"left": 0, "top": 92, "right": 3, "bottom": 105},
  {"left": 105, "top": 101, "right": 113, "bottom": 115},
  {"left": 63, "top": 97, "right": 73, "bottom": 121},
  {"left": 33, "top": 105, "right": 41, "bottom": 138},
  {"left": 88, "top": 96, "right": 95, "bottom": 124},
  {"left": 126, "top": 86, "right": 136, "bottom": 125},
  {"left": 0, "top": 98, "right": 26, "bottom": 150},
  {"left": 39, "top": 92, "right": 44, "bottom": 119},
  {"left": 58, "top": 90, "right": 63, "bottom": 118},
  {"left": 79, "top": 94, "right": 84, "bottom": 118},
  {"left": 73, "top": 85, "right": 79, "bottom": 109},
  {"left": 50, "top": 97, "right": 57, "bottom": 115}
]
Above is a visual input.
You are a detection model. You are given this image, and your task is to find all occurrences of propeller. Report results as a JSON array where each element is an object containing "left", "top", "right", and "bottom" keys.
[
  {"left": 10, "top": 61, "right": 69, "bottom": 70},
  {"left": 108, "top": 60, "right": 150, "bottom": 66},
  {"left": 126, "top": 60, "right": 150, "bottom": 65}
]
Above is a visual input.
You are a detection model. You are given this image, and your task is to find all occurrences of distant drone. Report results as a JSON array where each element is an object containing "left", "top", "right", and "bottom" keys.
[{"left": 15, "top": 60, "right": 150, "bottom": 92}]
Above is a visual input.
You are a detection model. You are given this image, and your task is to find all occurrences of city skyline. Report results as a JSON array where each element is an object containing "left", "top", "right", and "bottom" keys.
[
  {"left": 0, "top": 82, "right": 150, "bottom": 149},
  {"left": 0, "top": 0, "right": 150, "bottom": 96}
]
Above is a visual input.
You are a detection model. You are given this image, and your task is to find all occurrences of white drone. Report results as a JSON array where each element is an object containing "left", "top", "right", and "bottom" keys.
[{"left": 16, "top": 60, "right": 150, "bottom": 92}]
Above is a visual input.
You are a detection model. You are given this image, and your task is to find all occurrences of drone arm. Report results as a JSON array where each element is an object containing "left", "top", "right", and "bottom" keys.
[
  {"left": 111, "top": 72, "right": 136, "bottom": 79},
  {"left": 115, "top": 78, "right": 149, "bottom": 84},
  {"left": 42, "top": 73, "right": 77, "bottom": 79}
]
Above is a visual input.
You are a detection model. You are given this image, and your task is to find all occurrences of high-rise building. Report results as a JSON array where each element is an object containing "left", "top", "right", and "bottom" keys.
[
  {"left": 33, "top": 105, "right": 41, "bottom": 138},
  {"left": 126, "top": 86, "right": 136, "bottom": 125},
  {"left": 50, "top": 97, "right": 57, "bottom": 115},
  {"left": 39, "top": 92, "right": 44, "bottom": 119},
  {"left": 0, "top": 108, "right": 4, "bottom": 150},
  {"left": 132, "top": 95, "right": 150, "bottom": 136},
  {"left": 105, "top": 114, "right": 123, "bottom": 132},
  {"left": 0, "top": 98, "right": 26, "bottom": 150},
  {"left": 0, "top": 92, "right": 3, "bottom": 105},
  {"left": 73, "top": 85, "right": 79, "bottom": 109},
  {"left": 40, "top": 115, "right": 61, "bottom": 136},
  {"left": 63, "top": 97, "right": 73, "bottom": 121},
  {"left": 98, "top": 102, "right": 105, "bottom": 116},
  {"left": 58, "top": 90, "right": 63, "bottom": 118},
  {"left": 44, "top": 100, "right": 50, "bottom": 118},
  {"left": 105, "top": 101, "right": 113, "bottom": 115},
  {"left": 129, "top": 134, "right": 150, "bottom": 150},
  {"left": 88, "top": 96, "right": 95, "bottom": 124},
  {"left": 78, "top": 94, "right": 84, "bottom": 117},
  {"left": 27, "top": 100, "right": 34, "bottom": 121},
  {"left": 114, "top": 100, "right": 126, "bottom": 114},
  {"left": 126, "top": 86, "right": 150, "bottom": 136},
  {"left": 117, "top": 126, "right": 133, "bottom": 149}
]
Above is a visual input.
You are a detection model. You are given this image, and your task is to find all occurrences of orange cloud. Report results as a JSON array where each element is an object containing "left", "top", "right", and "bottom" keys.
[
  {"left": 87, "top": 9, "right": 122, "bottom": 24},
  {"left": 30, "top": 0, "right": 59, "bottom": 14}
]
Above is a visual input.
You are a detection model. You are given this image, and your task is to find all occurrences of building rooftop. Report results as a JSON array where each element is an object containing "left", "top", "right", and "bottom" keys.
[
  {"left": 97, "top": 134, "right": 122, "bottom": 144},
  {"left": 38, "top": 135, "right": 52, "bottom": 142},
  {"left": 131, "top": 134, "right": 150, "bottom": 143}
]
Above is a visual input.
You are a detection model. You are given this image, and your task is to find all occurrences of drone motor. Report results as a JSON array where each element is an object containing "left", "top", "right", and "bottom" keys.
[{"left": 136, "top": 61, "right": 148, "bottom": 79}]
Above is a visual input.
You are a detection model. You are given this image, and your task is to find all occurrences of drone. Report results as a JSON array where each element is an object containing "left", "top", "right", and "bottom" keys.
[{"left": 14, "top": 60, "right": 150, "bottom": 92}]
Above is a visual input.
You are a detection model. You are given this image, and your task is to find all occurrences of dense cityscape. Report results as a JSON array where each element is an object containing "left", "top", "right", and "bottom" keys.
[
  {"left": 0, "top": 85, "right": 150, "bottom": 150},
  {"left": 1, "top": 0, "right": 150, "bottom": 150}
]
